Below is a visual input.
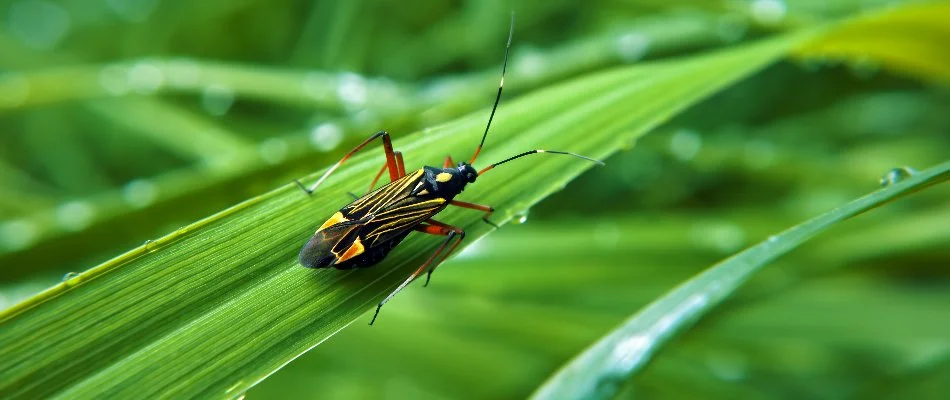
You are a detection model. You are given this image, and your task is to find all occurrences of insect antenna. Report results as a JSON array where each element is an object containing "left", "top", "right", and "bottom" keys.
[
  {"left": 469, "top": 14, "right": 515, "bottom": 165},
  {"left": 477, "top": 150, "right": 604, "bottom": 175}
]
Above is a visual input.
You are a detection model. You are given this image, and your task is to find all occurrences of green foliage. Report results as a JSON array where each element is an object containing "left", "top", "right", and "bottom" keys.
[{"left": 1, "top": 1, "right": 949, "bottom": 399}]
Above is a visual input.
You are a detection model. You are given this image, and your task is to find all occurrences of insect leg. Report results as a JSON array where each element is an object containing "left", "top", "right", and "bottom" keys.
[
  {"left": 395, "top": 151, "right": 406, "bottom": 177},
  {"left": 449, "top": 200, "right": 499, "bottom": 228},
  {"left": 420, "top": 219, "right": 466, "bottom": 286},
  {"left": 364, "top": 151, "right": 407, "bottom": 194},
  {"left": 442, "top": 155, "right": 455, "bottom": 168},
  {"left": 295, "top": 130, "right": 400, "bottom": 195},
  {"left": 369, "top": 223, "right": 463, "bottom": 325}
]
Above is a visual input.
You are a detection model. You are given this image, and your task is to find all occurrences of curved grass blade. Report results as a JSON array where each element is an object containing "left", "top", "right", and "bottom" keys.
[
  {"left": 0, "top": 31, "right": 817, "bottom": 399},
  {"left": 793, "top": 1, "right": 950, "bottom": 84},
  {"left": 530, "top": 159, "right": 950, "bottom": 400}
]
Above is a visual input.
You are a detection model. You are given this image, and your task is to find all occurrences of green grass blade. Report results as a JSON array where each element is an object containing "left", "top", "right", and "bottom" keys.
[
  {"left": 794, "top": 1, "right": 950, "bottom": 83},
  {"left": 530, "top": 160, "right": 950, "bottom": 400},
  {"left": 0, "top": 31, "right": 816, "bottom": 399}
]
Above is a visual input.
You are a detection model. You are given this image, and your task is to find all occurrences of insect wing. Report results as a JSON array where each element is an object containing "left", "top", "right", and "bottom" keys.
[
  {"left": 361, "top": 198, "right": 447, "bottom": 247},
  {"left": 298, "top": 219, "right": 363, "bottom": 268}
]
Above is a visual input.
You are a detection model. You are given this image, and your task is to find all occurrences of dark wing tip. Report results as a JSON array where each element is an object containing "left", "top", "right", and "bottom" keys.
[{"left": 297, "top": 235, "right": 337, "bottom": 268}]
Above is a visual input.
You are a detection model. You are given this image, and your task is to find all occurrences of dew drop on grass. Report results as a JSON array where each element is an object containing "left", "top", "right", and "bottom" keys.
[
  {"left": 669, "top": 128, "right": 702, "bottom": 162},
  {"left": 127, "top": 60, "right": 164, "bottom": 94},
  {"left": 514, "top": 48, "right": 547, "bottom": 78},
  {"left": 99, "top": 64, "right": 131, "bottom": 95},
  {"left": 512, "top": 209, "right": 530, "bottom": 224},
  {"left": 55, "top": 201, "right": 96, "bottom": 232},
  {"left": 258, "top": 137, "right": 289, "bottom": 164},
  {"left": 309, "top": 123, "right": 343, "bottom": 152},
  {"left": 716, "top": 13, "right": 748, "bottom": 43},
  {"left": 880, "top": 166, "right": 916, "bottom": 187},
  {"left": 201, "top": 84, "right": 235, "bottom": 116},
  {"left": 750, "top": 0, "right": 787, "bottom": 25},
  {"left": 123, "top": 179, "right": 158, "bottom": 208},
  {"left": 62, "top": 272, "right": 80, "bottom": 282},
  {"left": 691, "top": 221, "right": 746, "bottom": 253},
  {"left": 615, "top": 32, "right": 650, "bottom": 62},
  {"left": 336, "top": 73, "right": 367, "bottom": 110},
  {"left": 0, "top": 219, "right": 39, "bottom": 251}
]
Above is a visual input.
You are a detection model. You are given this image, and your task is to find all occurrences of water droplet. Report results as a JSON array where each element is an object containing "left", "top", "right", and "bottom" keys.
[
  {"left": 514, "top": 47, "right": 546, "bottom": 78},
  {"left": 123, "top": 179, "right": 158, "bottom": 208},
  {"left": 616, "top": 32, "right": 650, "bottom": 62},
  {"left": 55, "top": 201, "right": 96, "bottom": 232},
  {"left": 99, "top": 64, "right": 131, "bottom": 95},
  {"left": 669, "top": 128, "right": 702, "bottom": 162},
  {"left": 715, "top": 14, "right": 748, "bottom": 43},
  {"left": 750, "top": 0, "right": 787, "bottom": 25},
  {"left": 767, "top": 235, "right": 778, "bottom": 243},
  {"left": 880, "top": 166, "right": 916, "bottom": 187},
  {"left": 258, "top": 138, "right": 289, "bottom": 164},
  {"left": 201, "top": 84, "right": 235, "bottom": 116},
  {"left": 127, "top": 61, "right": 164, "bottom": 94},
  {"left": 0, "top": 73, "right": 30, "bottom": 108},
  {"left": 512, "top": 210, "right": 530, "bottom": 224},
  {"left": 62, "top": 271, "right": 80, "bottom": 281},
  {"left": 309, "top": 123, "right": 343, "bottom": 152},
  {"left": 691, "top": 221, "right": 746, "bottom": 253},
  {"left": 0, "top": 219, "right": 39, "bottom": 251},
  {"left": 336, "top": 73, "right": 367, "bottom": 110},
  {"left": 7, "top": 0, "right": 71, "bottom": 50},
  {"left": 143, "top": 239, "right": 153, "bottom": 250},
  {"left": 104, "top": 0, "right": 158, "bottom": 22}
]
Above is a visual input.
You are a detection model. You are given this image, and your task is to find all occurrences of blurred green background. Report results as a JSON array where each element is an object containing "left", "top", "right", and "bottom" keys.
[{"left": 2, "top": 0, "right": 949, "bottom": 398}]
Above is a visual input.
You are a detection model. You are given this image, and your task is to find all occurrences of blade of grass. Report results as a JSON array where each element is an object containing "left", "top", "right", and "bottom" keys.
[
  {"left": 0, "top": 30, "right": 818, "bottom": 399},
  {"left": 793, "top": 1, "right": 950, "bottom": 84},
  {"left": 529, "top": 159, "right": 950, "bottom": 400}
]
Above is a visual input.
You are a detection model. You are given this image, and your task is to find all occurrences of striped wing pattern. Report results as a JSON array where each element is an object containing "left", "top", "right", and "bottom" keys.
[{"left": 300, "top": 168, "right": 447, "bottom": 267}]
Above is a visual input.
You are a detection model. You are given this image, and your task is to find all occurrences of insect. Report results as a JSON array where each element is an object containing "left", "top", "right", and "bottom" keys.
[{"left": 295, "top": 17, "right": 603, "bottom": 325}]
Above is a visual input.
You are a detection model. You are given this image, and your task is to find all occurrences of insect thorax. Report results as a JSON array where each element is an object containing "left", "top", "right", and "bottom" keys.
[{"left": 417, "top": 165, "right": 474, "bottom": 200}]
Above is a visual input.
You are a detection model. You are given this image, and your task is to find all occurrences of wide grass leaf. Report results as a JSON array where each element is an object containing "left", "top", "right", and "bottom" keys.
[
  {"left": 0, "top": 31, "right": 816, "bottom": 398},
  {"left": 794, "top": 1, "right": 950, "bottom": 83}
]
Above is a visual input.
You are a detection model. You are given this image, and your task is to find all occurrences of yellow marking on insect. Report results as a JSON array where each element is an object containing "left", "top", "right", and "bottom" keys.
[
  {"left": 336, "top": 237, "right": 365, "bottom": 263},
  {"left": 318, "top": 211, "right": 348, "bottom": 231},
  {"left": 435, "top": 172, "right": 453, "bottom": 183},
  {"left": 417, "top": 189, "right": 429, "bottom": 196}
]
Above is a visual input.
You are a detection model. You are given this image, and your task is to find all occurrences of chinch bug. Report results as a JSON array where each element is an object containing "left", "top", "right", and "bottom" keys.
[{"left": 295, "top": 17, "right": 603, "bottom": 325}]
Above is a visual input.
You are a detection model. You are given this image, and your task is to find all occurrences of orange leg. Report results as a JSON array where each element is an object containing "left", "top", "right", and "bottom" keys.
[
  {"left": 442, "top": 155, "right": 455, "bottom": 168},
  {"left": 396, "top": 152, "right": 406, "bottom": 177},
  {"left": 369, "top": 221, "right": 464, "bottom": 325},
  {"left": 295, "top": 130, "right": 400, "bottom": 195},
  {"left": 365, "top": 151, "right": 407, "bottom": 194},
  {"left": 449, "top": 200, "right": 498, "bottom": 228}
]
